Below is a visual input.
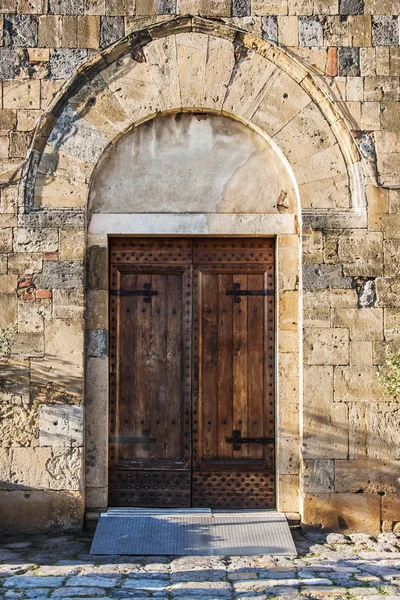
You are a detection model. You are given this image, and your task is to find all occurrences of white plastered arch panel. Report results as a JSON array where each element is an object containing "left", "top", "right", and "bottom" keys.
[{"left": 19, "top": 16, "right": 367, "bottom": 516}]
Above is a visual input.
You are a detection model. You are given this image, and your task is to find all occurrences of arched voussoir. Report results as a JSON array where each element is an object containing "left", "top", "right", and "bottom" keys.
[{"left": 21, "top": 15, "right": 366, "bottom": 226}]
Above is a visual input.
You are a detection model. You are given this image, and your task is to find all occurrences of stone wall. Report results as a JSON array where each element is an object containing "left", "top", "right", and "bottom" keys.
[{"left": 0, "top": 0, "right": 399, "bottom": 533}]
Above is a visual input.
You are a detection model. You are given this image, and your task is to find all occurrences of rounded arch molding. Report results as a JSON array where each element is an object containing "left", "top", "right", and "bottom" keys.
[{"left": 20, "top": 15, "right": 366, "bottom": 228}]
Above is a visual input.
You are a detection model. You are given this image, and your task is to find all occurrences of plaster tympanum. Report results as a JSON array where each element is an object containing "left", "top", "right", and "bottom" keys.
[{"left": 88, "top": 113, "right": 295, "bottom": 215}]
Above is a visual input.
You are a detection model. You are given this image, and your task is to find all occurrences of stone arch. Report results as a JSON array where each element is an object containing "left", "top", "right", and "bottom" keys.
[{"left": 21, "top": 15, "right": 366, "bottom": 228}]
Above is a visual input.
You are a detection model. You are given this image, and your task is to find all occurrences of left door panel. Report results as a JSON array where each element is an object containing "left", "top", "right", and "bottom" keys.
[{"left": 109, "top": 243, "right": 192, "bottom": 507}]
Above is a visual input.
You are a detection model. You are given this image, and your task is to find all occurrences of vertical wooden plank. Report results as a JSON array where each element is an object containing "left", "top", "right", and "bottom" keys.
[
  {"left": 247, "top": 273, "right": 264, "bottom": 459},
  {"left": 217, "top": 273, "right": 233, "bottom": 460},
  {"left": 232, "top": 273, "right": 248, "bottom": 459},
  {"left": 118, "top": 272, "right": 137, "bottom": 463},
  {"left": 134, "top": 273, "right": 152, "bottom": 460},
  {"left": 166, "top": 272, "right": 183, "bottom": 460},
  {"left": 151, "top": 273, "right": 167, "bottom": 460},
  {"left": 200, "top": 271, "right": 218, "bottom": 460}
]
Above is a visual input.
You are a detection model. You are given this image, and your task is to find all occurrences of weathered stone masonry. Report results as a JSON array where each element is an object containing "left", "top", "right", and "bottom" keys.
[{"left": 0, "top": 0, "right": 399, "bottom": 534}]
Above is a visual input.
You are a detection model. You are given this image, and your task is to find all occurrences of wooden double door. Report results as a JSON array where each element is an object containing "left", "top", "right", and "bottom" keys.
[{"left": 109, "top": 238, "right": 275, "bottom": 509}]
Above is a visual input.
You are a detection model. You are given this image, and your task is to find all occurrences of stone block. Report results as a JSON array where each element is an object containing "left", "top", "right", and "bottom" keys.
[
  {"left": 383, "top": 240, "right": 400, "bottom": 278},
  {"left": 302, "top": 229, "right": 323, "bottom": 264},
  {"left": 323, "top": 16, "right": 349, "bottom": 47},
  {"left": 278, "top": 474, "right": 300, "bottom": 513},
  {"left": 376, "top": 277, "right": 400, "bottom": 308},
  {"left": 13, "top": 228, "right": 58, "bottom": 253},
  {"left": 11, "top": 332, "right": 44, "bottom": 357},
  {"left": 49, "top": 0, "right": 84, "bottom": 13},
  {"left": 278, "top": 245, "right": 299, "bottom": 291},
  {"left": 278, "top": 291, "right": 299, "bottom": 332},
  {"left": 7, "top": 253, "right": 43, "bottom": 275},
  {"left": 334, "top": 365, "right": 383, "bottom": 403},
  {"left": 274, "top": 102, "right": 336, "bottom": 164},
  {"left": 156, "top": 0, "right": 175, "bottom": 14},
  {"left": 85, "top": 486, "right": 108, "bottom": 509},
  {"left": 232, "top": 0, "right": 250, "bottom": 16},
  {"left": 59, "top": 229, "right": 85, "bottom": 261},
  {"left": 86, "top": 290, "right": 107, "bottom": 330},
  {"left": 47, "top": 105, "right": 108, "bottom": 164},
  {"left": 88, "top": 245, "right": 107, "bottom": 290},
  {"left": 278, "top": 16, "right": 298, "bottom": 47},
  {"left": 39, "top": 404, "right": 83, "bottom": 447},
  {"left": 304, "top": 328, "right": 350, "bottom": 365},
  {"left": 287, "top": 0, "right": 313, "bottom": 15},
  {"left": 338, "top": 232, "right": 383, "bottom": 278},
  {"left": 0, "top": 359, "right": 30, "bottom": 404},
  {"left": 9, "top": 132, "right": 30, "bottom": 159},
  {"left": 100, "top": 16, "right": 124, "bottom": 47},
  {"left": 339, "top": 0, "right": 363, "bottom": 14},
  {"left": 278, "top": 330, "right": 299, "bottom": 354},
  {"left": 332, "top": 308, "right": 383, "bottom": 341},
  {"left": 382, "top": 495, "right": 400, "bottom": 522},
  {"left": 372, "top": 16, "right": 399, "bottom": 47},
  {"left": 85, "top": 357, "right": 108, "bottom": 487},
  {"left": 364, "top": 77, "right": 400, "bottom": 102},
  {"left": 338, "top": 47, "right": 360, "bottom": 77},
  {"left": 0, "top": 49, "right": 21, "bottom": 80},
  {"left": 299, "top": 16, "right": 323, "bottom": 47},
  {"left": 0, "top": 274, "right": 16, "bottom": 293},
  {"left": 315, "top": 0, "right": 338, "bottom": 12},
  {"left": 381, "top": 102, "right": 400, "bottom": 132},
  {"left": 86, "top": 329, "right": 107, "bottom": 357},
  {"left": 0, "top": 489, "right": 83, "bottom": 533},
  {"left": 303, "top": 493, "right": 381, "bottom": 533},
  {"left": 261, "top": 16, "right": 278, "bottom": 43},
  {"left": 350, "top": 340, "right": 373, "bottom": 366},
  {"left": 3, "top": 15, "right": 38, "bottom": 47},
  {"left": 252, "top": 68, "right": 311, "bottom": 138},
  {"left": 18, "top": 299, "right": 51, "bottom": 333},
  {"left": 178, "top": 0, "right": 230, "bottom": 15},
  {"left": 0, "top": 228, "right": 12, "bottom": 254},
  {"left": 49, "top": 49, "right": 88, "bottom": 79},
  {"left": 0, "top": 109, "right": 16, "bottom": 135},
  {"left": 349, "top": 402, "right": 400, "bottom": 459},
  {"left": 252, "top": 0, "right": 288, "bottom": 15},
  {"left": 0, "top": 448, "right": 11, "bottom": 482},
  {"left": 34, "top": 261, "right": 84, "bottom": 290},
  {"left": 349, "top": 16, "right": 371, "bottom": 46},
  {"left": 3, "top": 81, "right": 41, "bottom": 110},
  {"left": 0, "top": 402, "right": 38, "bottom": 447},
  {"left": 303, "top": 290, "right": 331, "bottom": 327},
  {"left": 303, "top": 365, "right": 348, "bottom": 458},
  {"left": 303, "top": 459, "right": 335, "bottom": 493},
  {"left": 0, "top": 293, "right": 17, "bottom": 326},
  {"left": 303, "top": 264, "right": 352, "bottom": 291},
  {"left": 384, "top": 307, "right": 400, "bottom": 331},
  {"left": 335, "top": 459, "right": 400, "bottom": 493},
  {"left": 52, "top": 289, "right": 84, "bottom": 320},
  {"left": 11, "top": 447, "right": 83, "bottom": 491},
  {"left": 18, "top": 210, "right": 84, "bottom": 230},
  {"left": 77, "top": 16, "right": 100, "bottom": 48}
]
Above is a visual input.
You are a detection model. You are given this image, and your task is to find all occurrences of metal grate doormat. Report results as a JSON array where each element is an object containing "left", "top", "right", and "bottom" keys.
[{"left": 89, "top": 509, "right": 297, "bottom": 556}]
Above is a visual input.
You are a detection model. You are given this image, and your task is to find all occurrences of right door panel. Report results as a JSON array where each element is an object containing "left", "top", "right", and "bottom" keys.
[{"left": 192, "top": 240, "right": 275, "bottom": 509}]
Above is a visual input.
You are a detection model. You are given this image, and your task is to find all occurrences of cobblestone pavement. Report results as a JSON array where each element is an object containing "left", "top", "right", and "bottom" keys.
[{"left": 1, "top": 529, "right": 400, "bottom": 599}]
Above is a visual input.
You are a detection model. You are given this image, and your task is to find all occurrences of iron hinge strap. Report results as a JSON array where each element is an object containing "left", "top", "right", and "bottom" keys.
[
  {"left": 226, "top": 283, "right": 274, "bottom": 302},
  {"left": 226, "top": 430, "right": 274, "bottom": 451},
  {"left": 110, "top": 283, "right": 157, "bottom": 302}
]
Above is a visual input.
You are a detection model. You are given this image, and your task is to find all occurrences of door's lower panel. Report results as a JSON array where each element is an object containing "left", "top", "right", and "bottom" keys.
[
  {"left": 192, "top": 470, "right": 275, "bottom": 509},
  {"left": 109, "top": 470, "right": 191, "bottom": 507}
]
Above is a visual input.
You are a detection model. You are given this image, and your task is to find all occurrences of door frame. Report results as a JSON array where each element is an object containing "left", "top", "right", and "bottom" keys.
[{"left": 84, "top": 223, "right": 301, "bottom": 518}]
